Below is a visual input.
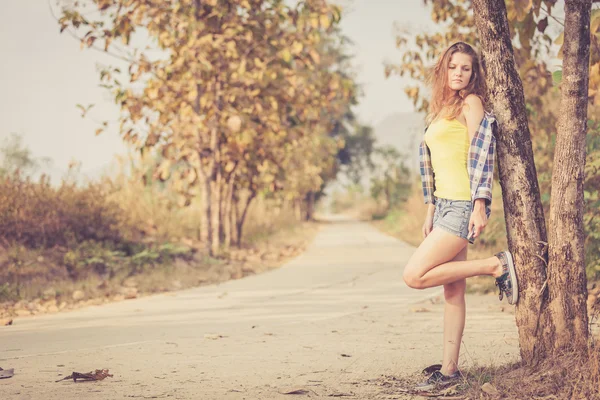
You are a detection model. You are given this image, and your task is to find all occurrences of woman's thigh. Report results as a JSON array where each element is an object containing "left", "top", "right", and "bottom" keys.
[{"left": 404, "top": 227, "right": 468, "bottom": 279}]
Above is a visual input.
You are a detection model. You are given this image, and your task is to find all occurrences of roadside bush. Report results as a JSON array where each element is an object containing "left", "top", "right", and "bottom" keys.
[{"left": 0, "top": 174, "right": 127, "bottom": 248}]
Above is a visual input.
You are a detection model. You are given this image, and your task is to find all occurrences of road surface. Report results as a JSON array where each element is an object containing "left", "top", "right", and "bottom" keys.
[{"left": 1, "top": 217, "right": 518, "bottom": 399}]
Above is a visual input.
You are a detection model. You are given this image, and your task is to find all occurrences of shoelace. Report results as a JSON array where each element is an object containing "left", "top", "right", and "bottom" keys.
[{"left": 495, "top": 279, "right": 507, "bottom": 301}]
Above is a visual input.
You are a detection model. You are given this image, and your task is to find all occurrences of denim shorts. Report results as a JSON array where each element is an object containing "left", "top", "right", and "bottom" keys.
[{"left": 432, "top": 198, "right": 474, "bottom": 244}]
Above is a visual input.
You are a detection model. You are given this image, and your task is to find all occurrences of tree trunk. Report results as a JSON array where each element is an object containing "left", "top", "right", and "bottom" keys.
[
  {"left": 198, "top": 166, "right": 213, "bottom": 253},
  {"left": 223, "top": 174, "right": 235, "bottom": 248},
  {"left": 198, "top": 168, "right": 209, "bottom": 243},
  {"left": 210, "top": 159, "right": 222, "bottom": 257},
  {"left": 236, "top": 190, "right": 257, "bottom": 247},
  {"left": 305, "top": 191, "right": 315, "bottom": 221},
  {"left": 231, "top": 190, "right": 239, "bottom": 246},
  {"left": 472, "top": 0, "right": 551, "bottom": 364},
  {"left": 218, "top": 174, "right": 226, "bottom": 243},
  {"left": 547, "top": 0, "right": 592, "bottom": 354}
]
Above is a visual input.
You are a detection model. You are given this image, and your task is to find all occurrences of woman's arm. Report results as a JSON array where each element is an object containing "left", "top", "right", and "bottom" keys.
[
  {"left": 463, "top": 95, "right": 486, "bottom": 240},
  {"left": 463, "top": 94, "right": 484, "bottom": 140}
]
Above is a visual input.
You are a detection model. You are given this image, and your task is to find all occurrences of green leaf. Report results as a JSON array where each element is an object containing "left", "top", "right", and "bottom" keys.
[{"left": 552, "top": 70, "right": 562, "bottom": 86}]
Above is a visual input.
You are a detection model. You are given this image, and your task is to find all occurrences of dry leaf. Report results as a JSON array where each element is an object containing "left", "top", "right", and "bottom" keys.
[
  {"left": 340, "top": 353, "right": 352, "bottom": 357},
  {"left": 0, "top": 367, "right": 15, "bottom": 379},
  {"left": 56, "top": 369, "right": 113, "bottom": 383},
  {"left": 204, "top": 334, "right": 226, "bottom": 340},
  {"left": 441, "top": 384, "right": 459, "bottom": 396},
  {"left": 328, "top": 392, "right": 354, "bottom": 397},
  {"left": 280, "top": 388, "right": 310, "bottom": 395},
  {"left": 1, "top": 318, "right": 13, "bottom": 326},
  {"left": 411, "top": 307, "right": 431, "bottom": 313},
  {"left": 481, "top": 382, "right": 500, "bottom": 397}
]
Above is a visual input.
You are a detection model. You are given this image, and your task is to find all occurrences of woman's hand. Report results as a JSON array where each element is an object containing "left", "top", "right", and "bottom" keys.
[
  {"left": 422, "top": 204, "right": 435, "bottom": 239},
  {"left": 468, "top": 199, "right": 488, "bottom": 240}
]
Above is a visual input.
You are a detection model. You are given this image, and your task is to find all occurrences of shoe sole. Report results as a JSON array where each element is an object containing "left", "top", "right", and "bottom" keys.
[
  {"left": 414, "top": 378, "right": 459, "bottom": 392},
  {"left": 505, "top": 251, "right": 518, "bottom": 305}
]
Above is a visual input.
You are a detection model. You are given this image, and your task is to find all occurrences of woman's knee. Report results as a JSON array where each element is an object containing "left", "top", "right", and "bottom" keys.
[
  {"left": 444, "top": 281, "right": 466, "bottom": 303},
  {"left": 403, "top": 269, "right": 425, "bottom": 290}
]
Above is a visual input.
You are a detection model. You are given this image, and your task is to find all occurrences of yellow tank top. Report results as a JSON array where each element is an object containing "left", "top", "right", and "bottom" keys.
[{"left": 424, "top": 118, "right": 471, "bottom": 201}]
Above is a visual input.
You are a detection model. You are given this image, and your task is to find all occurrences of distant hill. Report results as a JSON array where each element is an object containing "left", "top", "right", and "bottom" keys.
[{"left": 372, "top": 111, "right": 425, "bottom": 171}]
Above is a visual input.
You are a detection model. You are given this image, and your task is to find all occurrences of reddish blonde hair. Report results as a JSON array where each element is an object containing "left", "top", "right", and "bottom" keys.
[{"left": 427, "top": 42, "right": 487, "bottom": 124}]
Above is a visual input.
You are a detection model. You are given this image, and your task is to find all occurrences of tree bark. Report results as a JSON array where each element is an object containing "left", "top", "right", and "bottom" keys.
[
  {"left": 547, "top": 0, "right": 591, "bottom": 354},
  {"left": 305, "top": 191, "right": 315, "bottom": 221},
  {"left": 223, "top": 173, "right": 236, "bottom": 248},
  {"left": 198, "top": 166, "right": 213, "bottom": 253},
  {"left": 231, "top": 190, "right": 239, "bottom": 246},
  {"left": 236, "top": 190, "right": 257, "bottom": 247},
  {"left": 198, "top": 168, "right": 209, "bottom": 243},
  {"left": 210, "top": 152, "right": 222, "bottom": 257},
  {"left": 472, "top": 0, "right": 551, "bottom": 364}
]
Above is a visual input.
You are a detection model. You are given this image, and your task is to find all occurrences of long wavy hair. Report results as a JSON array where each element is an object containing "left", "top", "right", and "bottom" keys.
[{"left": 427, "top": 42, "right": 487, "bottom": 124}]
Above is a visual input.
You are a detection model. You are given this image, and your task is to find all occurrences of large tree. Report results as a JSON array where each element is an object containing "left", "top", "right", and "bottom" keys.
[
  {"left": 546, "top": 0, "right": 592, "bottom": 354},
  {"left": 57, "top": 0, "right": 356, "bottom": 255},
  {"left": 472, "top": 0, "right": 551, "bottom": 364}
]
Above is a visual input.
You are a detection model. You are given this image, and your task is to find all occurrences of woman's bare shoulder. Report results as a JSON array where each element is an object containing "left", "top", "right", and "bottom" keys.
[{"left": 463, "top": 94, "right": 483, "bottom": 109}]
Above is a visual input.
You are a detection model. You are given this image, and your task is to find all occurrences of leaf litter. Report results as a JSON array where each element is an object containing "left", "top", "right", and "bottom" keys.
[
  {"left": 0, "top": 367, "right": 15, "bottom": 379},
  {"left": 55, "top": 369, "right": 113, "bottom": 383}
]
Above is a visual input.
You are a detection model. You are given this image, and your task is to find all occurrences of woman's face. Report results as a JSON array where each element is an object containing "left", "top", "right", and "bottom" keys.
[{"left": 447, "top": 52, "right": 473, "bottom": 92}]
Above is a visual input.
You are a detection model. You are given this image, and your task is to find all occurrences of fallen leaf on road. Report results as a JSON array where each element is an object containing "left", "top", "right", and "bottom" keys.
[
  {"left": 1, "top": 318, "right": 13, "bottom": 326},
  {"left": 280, "top": 388, "right": 311, "bottom": 395},
  {"left": 411, "top": 307, "right": 431, "bottom": 313},
  {"left": 204, "top": 334, "right": 227, "bottom": 340},
  {"left": 340, "top": 354, "right": 352, "bottom": 357},
  {"left": 0, "top": 367, "right": 15, "bottom": 379},
  {"left": 55, "top": 369, "right": 113, "bottom": 382},
  {"left": 481, "top": 382, "right": 500, "bottom": 397},
  {"left": 328, "top": 392, "right": 354, "bottom": 397}
]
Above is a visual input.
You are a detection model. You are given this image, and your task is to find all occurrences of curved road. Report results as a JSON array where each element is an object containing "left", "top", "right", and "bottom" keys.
[{"left": 1, "top": 217, "right": 517, "bottom": 399}]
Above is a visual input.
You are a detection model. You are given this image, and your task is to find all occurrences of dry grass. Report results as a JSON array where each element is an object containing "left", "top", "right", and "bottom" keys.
[
  {"left": 370, "top": 344, "right": 600, "bottom": 400},
  {"left": 0, "top": 153, "right": 322, "bottom": 316},
  {"left": 457, "top": 346, "right": 600, "bottom": 399}
]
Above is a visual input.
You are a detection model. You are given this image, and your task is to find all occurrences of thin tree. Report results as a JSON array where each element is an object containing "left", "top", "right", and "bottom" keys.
[{"left": 546, "top": 0, "right": 592, "bottom": 354}]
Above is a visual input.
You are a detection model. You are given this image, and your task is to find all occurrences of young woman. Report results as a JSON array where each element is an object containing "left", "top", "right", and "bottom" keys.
[{"left": 403, "top": 42, "right": 519, "bottom": 390}]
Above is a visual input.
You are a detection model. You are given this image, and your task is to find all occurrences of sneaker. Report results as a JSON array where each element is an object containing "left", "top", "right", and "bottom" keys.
[
  {"left": 495, "top": 251, "right": 519, "bottom": 305},
  {"left": 414, "top": 370, "right": 462, "bottom": 391}
]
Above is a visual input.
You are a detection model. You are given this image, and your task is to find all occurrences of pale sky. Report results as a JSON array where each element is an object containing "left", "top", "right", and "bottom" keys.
[{"left": 0, "top": 0, "right": 434, "bottom": 182}]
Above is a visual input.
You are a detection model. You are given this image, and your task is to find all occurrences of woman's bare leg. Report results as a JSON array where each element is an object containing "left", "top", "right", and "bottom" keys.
[
  {"left": 402, "top": 227, "right": 503, "bottom": 289},
  {"left": 441, "top": 246, "right": 467, "bottom": 376}
]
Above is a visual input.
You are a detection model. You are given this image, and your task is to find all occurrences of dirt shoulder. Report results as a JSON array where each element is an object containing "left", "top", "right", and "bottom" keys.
[{"left": 0, "top": 221, "right": 321, "bottom": 325}]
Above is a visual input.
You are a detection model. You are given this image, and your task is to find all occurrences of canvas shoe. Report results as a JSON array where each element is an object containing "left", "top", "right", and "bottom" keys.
[{"left": 495, "top": 250, "right": 519, "bottom": 305}]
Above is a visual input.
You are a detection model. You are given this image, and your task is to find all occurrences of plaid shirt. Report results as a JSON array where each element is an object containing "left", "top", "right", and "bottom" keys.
[{"left": 419, "top": 112, "right": 496, "bottom": 216}]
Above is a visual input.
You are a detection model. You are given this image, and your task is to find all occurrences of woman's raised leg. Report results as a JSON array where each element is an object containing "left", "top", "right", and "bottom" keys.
[{"left": 402, "top": 227, "right": 502, "bottom": 289}]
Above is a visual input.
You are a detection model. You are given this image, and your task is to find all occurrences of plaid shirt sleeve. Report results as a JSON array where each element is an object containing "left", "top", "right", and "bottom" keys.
[
  {"left": 474, "top": 134, "right": 495, "bottom": 204},
  {"left": 469, "top": 115, "right": 496, "bottom": 207},
  {"left": 419, "top": 139, "right": 435, "bottom": 205}
]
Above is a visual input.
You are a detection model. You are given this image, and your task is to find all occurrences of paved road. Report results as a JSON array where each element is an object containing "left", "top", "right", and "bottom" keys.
[{"left": 0, "top": 217, "right": 518, "bottom": 399}]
